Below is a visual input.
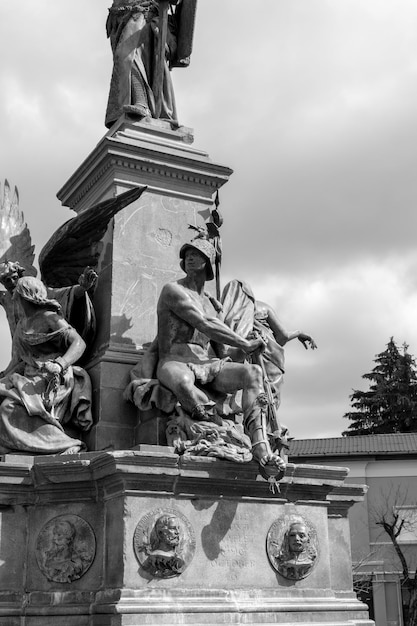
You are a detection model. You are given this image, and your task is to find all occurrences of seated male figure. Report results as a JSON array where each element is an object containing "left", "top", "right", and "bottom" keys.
[{"left": 155, "top": 236, "right": 285, "bottom": 479}]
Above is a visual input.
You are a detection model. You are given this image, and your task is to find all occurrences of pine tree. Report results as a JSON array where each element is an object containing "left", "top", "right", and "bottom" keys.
[{"left": 343, "top": 338, "right": 417, "bottom": 436}]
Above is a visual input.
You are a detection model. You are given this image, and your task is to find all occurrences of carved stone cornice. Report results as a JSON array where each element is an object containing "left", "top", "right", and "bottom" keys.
[
  {"left": 57, "top": 118, "right": 233, "bottom": 213},
  {"left": 0, "top": 452, "right": 366, "bottom": 506}
]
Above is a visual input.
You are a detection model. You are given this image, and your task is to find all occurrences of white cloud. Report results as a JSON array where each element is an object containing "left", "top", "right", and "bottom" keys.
[
  {"left": 0, "top": 74, "right": 45, "bottom": 132},
  {"left": 238, "top": 254, "right": 417, "bottom": 439}
]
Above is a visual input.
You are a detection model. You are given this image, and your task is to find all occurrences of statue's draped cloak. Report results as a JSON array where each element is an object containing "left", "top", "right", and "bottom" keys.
[
  {"left": 50, "top": 286, "right": 96, "bottom": 358},
  {"left": 0, "top": 285, "right": 95, "bottom": 350},
  {"left": 0, "top": 322, "right": 91, "bottom": 454},
  {"left": 105, "top": 0, "right": 177, "bottom": 127},
  {"left": 221, "top": 279, "right": 285, "bottom": 405}
]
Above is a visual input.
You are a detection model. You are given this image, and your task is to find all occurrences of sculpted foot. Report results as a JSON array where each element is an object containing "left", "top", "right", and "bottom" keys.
[
  {"left": 61, "top": 445, "right": 83, "bottom": 455},
  {"left": 123, "top": 104, "right": 152, "bottom": 119},
  {"left": 245, "top": 393, "right": 286, "bottom": 482}
]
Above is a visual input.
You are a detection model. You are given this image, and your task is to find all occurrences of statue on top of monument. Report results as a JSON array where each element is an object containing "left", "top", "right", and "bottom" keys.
[{"left": 105, "top": 0, "right": 197, "bottom": 128}]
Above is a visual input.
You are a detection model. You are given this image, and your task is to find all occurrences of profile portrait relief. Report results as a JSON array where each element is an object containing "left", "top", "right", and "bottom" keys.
[
  {"left": 36, "top": 515, "right": 96, "bottom": 584},
  {"left": 133, "top": 509, "right": 195, "bottom": 579},
  {"left": 267, "top": 515, "right": 318, "bottom": 580}
]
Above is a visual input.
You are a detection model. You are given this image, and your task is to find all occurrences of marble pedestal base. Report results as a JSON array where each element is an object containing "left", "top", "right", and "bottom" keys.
[{"left": 0, "top": 449, "right": 372, "bottom": 625}]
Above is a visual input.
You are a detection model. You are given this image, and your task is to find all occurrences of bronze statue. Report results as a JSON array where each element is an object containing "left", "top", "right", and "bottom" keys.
[
  {"left": 105, "top": 0, "right": 197, "bottom": 128},
  {"left": 126, "top": 235, "right": 286, "bottom": 483},
  {"left": 221, "top": 279, "right": 316, "bottom": 456},
  {"left": 0, "top": 276, "right": 92, "bottom": 454},
  {"left": 0, "top": 183, "right": 147, "bottom": 454}
]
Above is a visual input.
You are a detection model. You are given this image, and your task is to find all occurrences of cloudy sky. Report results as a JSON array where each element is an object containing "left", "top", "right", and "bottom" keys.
[{"left": 1, "top": 0, "right": 417, "bottom": 439}]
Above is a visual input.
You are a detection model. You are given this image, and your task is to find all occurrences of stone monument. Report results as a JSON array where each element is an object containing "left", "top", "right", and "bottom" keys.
[{"left": 0, "top": 3, "right": 373, "bottom": 625}]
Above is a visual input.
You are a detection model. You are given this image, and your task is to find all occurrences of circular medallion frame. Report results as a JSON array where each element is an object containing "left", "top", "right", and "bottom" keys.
[
  {"left": 133, "top": 508, "right": 195, "bottom": 578},
  {"left": 266, "top": 513, "right": 319, "bottom": 580},
  {"left": 35, "top": 514, "right": 96, "bottom": 583}
]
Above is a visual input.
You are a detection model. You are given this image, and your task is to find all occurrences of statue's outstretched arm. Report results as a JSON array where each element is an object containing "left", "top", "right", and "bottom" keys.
[
  {"left": 162, "top": 284, "right": 265, "bottom": 354},
  {"left": 258, "top": 301, "right": 317, "bottom": 350}
]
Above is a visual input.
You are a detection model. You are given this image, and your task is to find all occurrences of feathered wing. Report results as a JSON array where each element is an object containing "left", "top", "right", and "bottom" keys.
[
  {"left": 0, "top": 180, "right": 37, "bottom": 276},
  {"left": 39, "top": 187, "right": 147, "bottom": 287}
]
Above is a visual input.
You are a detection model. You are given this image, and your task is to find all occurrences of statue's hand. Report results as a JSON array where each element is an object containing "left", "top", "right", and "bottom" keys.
[
  {"left": 78, "top": 266, "right": 98, "bottom": 291},
  {"left": 42, "top": 361, "right": 62, "bottom": 376},
  {"left": 298, "top": 333, "right": 317, "bottom": 350},
  {"left": 248, "top": 328, "right": 268, "bottom": 343},
  {"left": 244, "top": 336, "right": 266, "bottom": 355}
]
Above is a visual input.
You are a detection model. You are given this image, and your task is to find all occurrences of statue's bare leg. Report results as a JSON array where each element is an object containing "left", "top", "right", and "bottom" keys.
[
  {"left": 211, "top": 363, "right": 286, "bottom": 478},
  {"left": 157, "top": 361, "right": 211, "bottom": 419}
]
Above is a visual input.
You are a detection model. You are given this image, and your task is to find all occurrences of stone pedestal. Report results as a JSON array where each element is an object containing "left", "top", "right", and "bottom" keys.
[
  {"left": 56, "top": 118, "right": 232, "bottom": 452},
  {"left": 0, "top": 451, "right": 372, "bottom": 626}
]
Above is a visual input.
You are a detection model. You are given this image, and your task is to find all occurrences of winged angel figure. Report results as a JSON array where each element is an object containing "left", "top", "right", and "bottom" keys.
[{"left": 0, "top": 181, "right": 145, "bottom": 455}]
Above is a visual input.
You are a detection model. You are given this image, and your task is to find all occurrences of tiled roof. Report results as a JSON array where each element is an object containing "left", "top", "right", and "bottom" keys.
[{"left": 289, "top": 432, "right": 417, "bottom": 458}]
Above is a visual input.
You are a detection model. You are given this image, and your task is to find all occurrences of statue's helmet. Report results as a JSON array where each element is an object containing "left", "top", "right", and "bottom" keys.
[{"left": 179, "top": 238, "right": 215, "bottom": 281}]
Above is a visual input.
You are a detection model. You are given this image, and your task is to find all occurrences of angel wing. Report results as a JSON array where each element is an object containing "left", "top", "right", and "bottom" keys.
[
  {"left": 0, "top": 180, "right": 37, "bottom": 276},
  {"left": 39, "top": 186, "right": 147, "bottom": 287}
]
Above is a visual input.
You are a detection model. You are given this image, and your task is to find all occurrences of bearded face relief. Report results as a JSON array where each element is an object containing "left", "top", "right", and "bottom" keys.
[{"left": 133, "top": 509, "right": 195, "bottom": 579}]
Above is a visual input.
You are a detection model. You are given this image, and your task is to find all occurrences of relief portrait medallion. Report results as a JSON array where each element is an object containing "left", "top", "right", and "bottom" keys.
[
  {"left": 133, "top": 508, "right": 195, "bottom": 578},
  {"left": 267, "top": 514, "right": 318, "bottom": 580},
  {"left": 35, "top": 514, "right": 96, "bottom": 583}
]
